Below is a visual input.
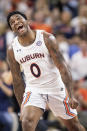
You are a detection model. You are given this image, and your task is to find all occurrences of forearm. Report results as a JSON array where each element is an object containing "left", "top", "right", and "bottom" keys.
[
  {"left": 58, "top": 63, "right": 73, "bottom": 98},
  {"left": 13, "top": 78, "right": 25, "bottom": 107},
  {"left": 51, "top": 48, "right": 73, "bottom": 98}
]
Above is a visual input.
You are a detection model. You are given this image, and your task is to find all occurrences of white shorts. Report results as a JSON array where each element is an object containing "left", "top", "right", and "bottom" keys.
[{"left": 22, "top": 90, "right": 77, "bottom": 120}]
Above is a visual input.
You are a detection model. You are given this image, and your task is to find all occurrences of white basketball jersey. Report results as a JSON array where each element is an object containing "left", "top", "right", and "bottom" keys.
[{"left": 12, "top": 30, "right": 65, "bottom": 94}]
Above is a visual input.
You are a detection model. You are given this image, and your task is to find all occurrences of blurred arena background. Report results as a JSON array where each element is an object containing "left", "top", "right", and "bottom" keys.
[{"left": 0, "top": 0, "right": 87, "bottom": 131}]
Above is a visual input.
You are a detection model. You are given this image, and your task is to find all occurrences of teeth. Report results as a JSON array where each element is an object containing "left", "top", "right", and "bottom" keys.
[{"left": 18, "top": 25, "right": 23, "bottom": 30}]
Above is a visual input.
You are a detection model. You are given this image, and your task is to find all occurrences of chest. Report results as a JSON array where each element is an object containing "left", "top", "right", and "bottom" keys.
[{"left": 14, "top": 42, "right": 49, "bottom": 66}]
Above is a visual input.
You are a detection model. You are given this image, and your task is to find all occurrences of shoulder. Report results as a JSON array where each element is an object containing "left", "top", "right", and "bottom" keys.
[
  {"left": 42, "top": 31, "right": 57, "bottom": 48},
  {"left": 7, "top": 43, "right": 20, "bottom": 69},
  {"left": 43, "top": 31, "right": 56, "bottom": 41},
  {"left": 7, "top": 44, "right": 13, "bottom": 54},
  {"left": 7, "top": 36, "right": 16, "bottom": 52},
  {"left": 42, "top": 31, "right": 59, "bottom": 56},
  {"left": 7, "top": 42, "right": 15, "bottom": 62}
]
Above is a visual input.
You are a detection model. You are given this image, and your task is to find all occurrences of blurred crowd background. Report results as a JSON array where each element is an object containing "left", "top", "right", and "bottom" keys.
[{"left": 0, "top": 0, "right": 87, "bottom": 131}]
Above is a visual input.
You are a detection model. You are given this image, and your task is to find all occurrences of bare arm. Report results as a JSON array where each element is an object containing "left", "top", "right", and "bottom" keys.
[
  {"left": 7, "top": 46, "right": 25, "bottom": 107},
  {"left": 43, "top": 32, "right": 73, "bottom": 98}
]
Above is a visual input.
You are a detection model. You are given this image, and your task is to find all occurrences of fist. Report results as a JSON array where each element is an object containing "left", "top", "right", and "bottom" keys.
[{"left": 69, "top": 97, "right": 79, "bottom": 109}]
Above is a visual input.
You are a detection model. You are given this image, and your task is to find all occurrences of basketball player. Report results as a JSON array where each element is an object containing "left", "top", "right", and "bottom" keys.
[{"left": 7, "top": 11, "right": 85, "bottom": 131}]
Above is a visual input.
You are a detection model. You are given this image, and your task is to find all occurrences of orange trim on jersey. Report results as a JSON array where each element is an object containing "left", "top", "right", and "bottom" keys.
[
  {"left": 23, "top": 92, "right": 31, "bottom": 105},
  {"left": 63, "top": 96, "right": 76, "bottom": 117}
]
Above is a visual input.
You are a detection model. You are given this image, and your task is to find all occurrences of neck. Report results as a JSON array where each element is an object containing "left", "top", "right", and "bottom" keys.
[{"left": 18, "top": 29, "right": 36, "bottom": 46}]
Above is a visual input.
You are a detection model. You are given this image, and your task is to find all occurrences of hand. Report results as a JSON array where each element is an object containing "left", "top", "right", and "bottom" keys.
[{"left": 69, "top": 97, "right": 79, "bottom": 109}]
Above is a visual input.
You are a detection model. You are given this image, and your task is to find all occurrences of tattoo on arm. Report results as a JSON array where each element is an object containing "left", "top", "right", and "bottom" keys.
[
  {"left": 43, "top": 32, "right": 73, "bottom": 98},
  {"left": 52, "top": 47, "right": 73, "bottom": 98},
  {"left": 7, "top": 48, "right": 25, "bottom": 107}
]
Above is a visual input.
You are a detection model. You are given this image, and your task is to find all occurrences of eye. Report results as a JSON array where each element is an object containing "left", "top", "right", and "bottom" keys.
[
  {"left": 10, "top": 21, "right": 14, "bottom": 26},
  {"left": 17, "top": 17, "right": 20, "bottom": 20},
  {"left": 16, "top": 17, "right": 21, "bottom": 21}
]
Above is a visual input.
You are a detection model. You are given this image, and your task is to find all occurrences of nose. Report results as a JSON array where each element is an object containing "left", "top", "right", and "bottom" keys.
[{"left": 14, "top": 19, "right": 19, "bottom": 26}]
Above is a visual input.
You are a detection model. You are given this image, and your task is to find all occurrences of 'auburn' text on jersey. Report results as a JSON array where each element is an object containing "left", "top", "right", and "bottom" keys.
[{"left": 20, "top": 53, "right": 45, "bottom": 63}]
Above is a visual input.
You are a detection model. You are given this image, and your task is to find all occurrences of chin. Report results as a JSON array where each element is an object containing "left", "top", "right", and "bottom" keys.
[{"left": 19, "top": 30, "right": 27, "bottom": 37}]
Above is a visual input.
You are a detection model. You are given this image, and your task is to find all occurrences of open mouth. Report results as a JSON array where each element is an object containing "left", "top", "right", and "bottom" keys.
[{"left": 17, "top": 25, "right": 23, "bottom": 31}]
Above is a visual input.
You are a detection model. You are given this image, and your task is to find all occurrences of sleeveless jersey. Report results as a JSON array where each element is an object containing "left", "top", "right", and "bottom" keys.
[{"left": 12, "top": 30, "right": 65, "bottom": 94}]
